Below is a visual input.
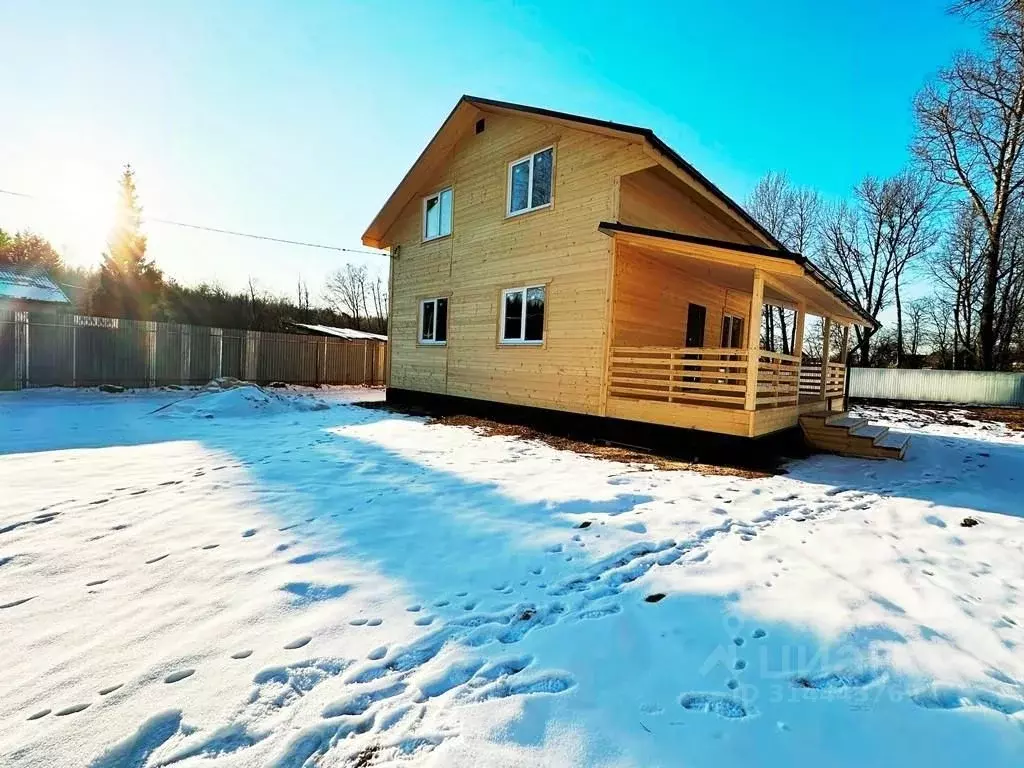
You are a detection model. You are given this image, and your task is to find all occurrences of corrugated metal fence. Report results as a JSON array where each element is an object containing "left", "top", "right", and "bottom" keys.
[
  {"left": 0, "top": 311, "right": 387, "bottom": 390},
  {"left": 849, "top": 367, "right": 1024, "bottom": 407}
]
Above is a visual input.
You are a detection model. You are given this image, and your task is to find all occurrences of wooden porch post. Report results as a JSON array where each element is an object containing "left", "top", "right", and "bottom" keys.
[
  {"left": 744, "top": 269, "right": 764, "bottom": 411},
  {"left": 792, "top": 302, "right": 806, "bottom": 361},
  {"left": 819, "top": 316, "right": 832, "bottom": 400},
  {"left": 840, "top": 325, "right": 850, "bottom": 363}
]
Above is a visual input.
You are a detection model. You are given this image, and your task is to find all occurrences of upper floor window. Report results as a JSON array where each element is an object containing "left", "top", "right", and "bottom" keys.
[
  {"left": 420, "top": 297, "right": 448, "bottom": 344},
  {"left": 507, "top": 147, "right": 554, "bottom": 216},
  {"left": 501, "top": 285, "right": 545, "bottom": 344},
  {"left": 423, "top": 188, "right": 452, "bottom": 241}
]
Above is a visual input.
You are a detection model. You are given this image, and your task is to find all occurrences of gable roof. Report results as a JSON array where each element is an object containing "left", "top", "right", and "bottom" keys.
[
  {"left": 361, "top": 95, "right": 785, "bottom": 251},
  {"left": 0, "top": 266, "right": 70, "bottom": 305}
]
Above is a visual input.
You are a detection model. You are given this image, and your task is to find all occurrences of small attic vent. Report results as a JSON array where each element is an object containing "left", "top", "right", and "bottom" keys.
[{"left": 475, "top": 118, "right": 485, "bottom": 134}]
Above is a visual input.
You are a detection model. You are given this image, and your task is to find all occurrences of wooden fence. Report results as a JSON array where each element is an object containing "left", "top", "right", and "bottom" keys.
[{"left": 0, "top": 311, "right": 387, "bottom": 390}]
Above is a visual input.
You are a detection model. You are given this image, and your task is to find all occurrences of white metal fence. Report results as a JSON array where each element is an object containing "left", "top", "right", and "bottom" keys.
[{"left": 849, "top": 367, "right": 1024, "bottom": 407}]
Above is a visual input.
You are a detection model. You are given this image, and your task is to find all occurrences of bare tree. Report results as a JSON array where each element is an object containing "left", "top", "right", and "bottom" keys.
[
  {"left": 247, "top": 276, "right": 269, "bottom": 329},
  {"left": 816, "top": 181, "right": 893, "bottom": 365},
  {"left": 323, "top": 263, "right": 369, "bottom": 329},
  {"left": 295, "top": 276, "right": 311, "bottom": 321},
  {"left": 367, "top": 272, "right": 390, "bottom": 335},
  {"left": 882, "top": 173, "right": 941, "bottom": 365},
  {"left": 913, "top": 1, "right": 1024, "bottom": 368},
  {"left": 904, "top": 297, "right": 933, "bottom": 362},
  {"left": 815, "top": 174, "right": 936, "bottom": 365},
  {"left": 746, "top": 172, "right": 821, "bottom": 355},
  {"left": 930, "top": 202, "right": 988, "bottom": 366}
]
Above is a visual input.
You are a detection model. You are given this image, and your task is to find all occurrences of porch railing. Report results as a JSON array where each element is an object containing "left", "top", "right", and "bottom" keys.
[
  {"left": 608, "top": 347, "right": 801, "bottom": 409},
  {"left": 755, "top": 351, "right": 801, "bottom": 407},
  {"left": 799, "top": 362, "right": 847, "bottom": 399},
  {"left": 824, "top": 361, "right": 847, "bottom": 398},
  {"left": 608, "top": 347, "right": 749, "bottom": 406}
]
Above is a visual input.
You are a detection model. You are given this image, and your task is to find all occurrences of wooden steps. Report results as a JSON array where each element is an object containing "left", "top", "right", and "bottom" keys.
[{"left": 799, "top": 411, "right": 910, "bottom": 460}]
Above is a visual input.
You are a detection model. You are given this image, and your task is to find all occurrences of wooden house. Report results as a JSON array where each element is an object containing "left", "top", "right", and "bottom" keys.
[{"left": 363, "top": 97, "right": 908, "bottom": 458}]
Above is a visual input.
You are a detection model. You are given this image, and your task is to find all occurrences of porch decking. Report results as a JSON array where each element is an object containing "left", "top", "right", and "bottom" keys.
[{"left": 605, "top": 346, "right": 847, "bottom": 437}]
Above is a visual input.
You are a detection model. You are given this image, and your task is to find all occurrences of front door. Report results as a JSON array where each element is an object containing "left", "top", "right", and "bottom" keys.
[
  {"left": 685, "top": 304, "right": 706, "bottom": 347},
  {"left": 682, "top": 304, "right": 707, "bottom": 386}
]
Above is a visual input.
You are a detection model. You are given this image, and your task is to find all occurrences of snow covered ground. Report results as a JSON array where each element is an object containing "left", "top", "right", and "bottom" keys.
[{"left": 1, "top": 386, "right": 1023, "bottom": 767}]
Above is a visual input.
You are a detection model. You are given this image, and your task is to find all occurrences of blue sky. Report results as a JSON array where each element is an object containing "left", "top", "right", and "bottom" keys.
[{"left": 0, "top": 0, "right": 978, "bottom": 298}]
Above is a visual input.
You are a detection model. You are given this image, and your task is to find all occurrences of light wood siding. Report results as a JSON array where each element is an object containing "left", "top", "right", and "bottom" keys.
[
  {"left": 618, "top": 166, "right": 760, "bottom": 244},
  {"left": 384, "top": 112, "right": 651, "bottom": 414},
  {"left": 611, "top": 244, "right": 752, "bottom": 349},
  {"left": 386, "top": 166, "right": 455, "bottom": 395}
]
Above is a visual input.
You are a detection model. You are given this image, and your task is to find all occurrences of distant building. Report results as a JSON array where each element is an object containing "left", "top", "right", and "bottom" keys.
[
  {"left": 286, "top": 322, "right": 387, "bottom": 343},
  {"left": 0, "top": 266, "right": 71, "bottom": 314}
]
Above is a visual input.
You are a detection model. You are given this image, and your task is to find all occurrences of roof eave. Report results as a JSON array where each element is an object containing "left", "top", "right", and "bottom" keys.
[{"left": 598, "top": 221, "right": 876, "bottom": 329}]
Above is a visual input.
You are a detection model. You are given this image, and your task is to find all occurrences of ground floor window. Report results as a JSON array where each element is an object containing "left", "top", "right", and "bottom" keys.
[
  {"left": 419, "top": 297, "right": 448, "bottom": 344},
  {"left": 501, "top": 285, "right": 545, "bottom": 343},
  {"left": 721, "top": 314, "right": 744, "bottom": 348}
]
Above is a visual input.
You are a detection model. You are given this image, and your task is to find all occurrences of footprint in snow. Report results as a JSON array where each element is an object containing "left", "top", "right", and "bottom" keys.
[
  {"left": 367, "top": 618, "right": 382, "bottom": 627},
  {"left": 368, "top": 646, "right": 387, "bottom": 660},
  {"left": 284, "top": 636, "right": 312, "bottom": 650},
  {"left": 752, "top": 628, "right": 766, "bottom": 639},
  {"left": 231, "top": 650, "right": 253, "bottom": 659},
  {"left": 145, "top": 554, "right": 169, "bottom": 565},
  {"left": 27, "top": 709, "right": 51, "bottom": 721},
  {"left": 55, "top": 703, "right": 91, "bottom": 716},
  {"left": 86, "top": 580, "right": 107, "bottom": 587},
  {"left": 679, "top": 692, "right": 750, "bottom": 719},
  {"left": 201, "top": 544, "right": 219, "bottom": 550},
  {"left": 99, "top": 683, "right": 123, "bottom": 695},
  {"left": 1, "top": 596, "right": 35, "bottom": 609},
  {"left": 164, "top": 669, "right": 195, "bottom": 684},
  {"left": 242, "top": 529, "right": 257, "bottom": 538}
]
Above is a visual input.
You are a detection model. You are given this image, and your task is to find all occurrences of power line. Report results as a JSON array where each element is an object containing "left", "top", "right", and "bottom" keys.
[
  {"left": 0, "top": 187, "right": 384, "bottom": 256},
  {"left": 144, "top": 217, "right": 382, "bottom": 255}
]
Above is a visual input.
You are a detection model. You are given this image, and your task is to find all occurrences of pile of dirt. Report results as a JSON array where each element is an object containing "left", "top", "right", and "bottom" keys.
[{"left": 155, "top": 380, "right": 329, "bottom": 419}]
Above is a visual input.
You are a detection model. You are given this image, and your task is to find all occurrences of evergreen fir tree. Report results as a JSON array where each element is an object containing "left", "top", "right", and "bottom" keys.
[{"left": 92, "top": 164, "right": 164, "bottom": 319}]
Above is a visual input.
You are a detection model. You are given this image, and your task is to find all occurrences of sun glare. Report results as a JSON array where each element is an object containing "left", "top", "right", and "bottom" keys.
[{"left": 44, "top": 163, "right": 117, "bottom": 266}]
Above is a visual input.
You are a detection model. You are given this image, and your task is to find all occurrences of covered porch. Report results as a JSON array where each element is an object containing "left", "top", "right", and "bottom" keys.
[{"left": 598, "top": 223, "right": 868, "bottom": 438}]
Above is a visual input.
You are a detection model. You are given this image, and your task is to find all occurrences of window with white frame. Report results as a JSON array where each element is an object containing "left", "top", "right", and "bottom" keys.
[
  {"left": 419, "top": 297, "right": 448, "bottom": 344},
  {"left": 507, "top": 147, "right": 553, "bottom": 216},
  {"left": 721, "top": 314, "right": 744, "bottom": 348},
  {"left": 501, "top": 285, "right": 545, "bottom": 343},
  {"left": 423, "top": 188, "right": 452, "bottom": 241}
]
